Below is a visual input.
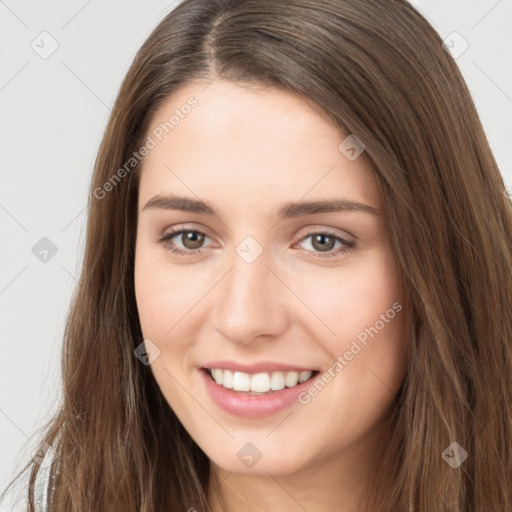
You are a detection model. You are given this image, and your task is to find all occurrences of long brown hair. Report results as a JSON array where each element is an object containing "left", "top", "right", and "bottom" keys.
[{"left": 4, "top": 0, "right": 512, "bottom": 510}]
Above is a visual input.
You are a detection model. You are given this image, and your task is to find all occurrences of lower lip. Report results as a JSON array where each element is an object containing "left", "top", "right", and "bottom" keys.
[{"left": 200, "top": 369, "right": 317, "bottom": 418}]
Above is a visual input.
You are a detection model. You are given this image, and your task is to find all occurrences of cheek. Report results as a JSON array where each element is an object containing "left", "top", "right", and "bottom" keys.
[
  {"left": 134, "top": 248, "right": 209, "bottom": 342},
  {"left": 134, "top": 250, "right": 207, "bottom": 399},
  {"left": 290, "top": 252, "right": 406, "bottom": 443},
  {"left": 291, "top": 247, "right": 404, "bottom": 349}
]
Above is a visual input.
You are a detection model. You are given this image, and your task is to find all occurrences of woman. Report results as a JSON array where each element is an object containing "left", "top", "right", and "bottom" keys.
[{"left": 4, "top": 0, "right": 512, "bottom": 510}]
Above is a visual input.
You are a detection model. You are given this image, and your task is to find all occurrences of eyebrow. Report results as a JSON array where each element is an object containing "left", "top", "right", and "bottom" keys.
[{"left": 141, "top": 194, "right": 381, "bottom": 218}]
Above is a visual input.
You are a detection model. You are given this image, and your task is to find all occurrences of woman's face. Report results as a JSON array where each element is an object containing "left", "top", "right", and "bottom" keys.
[{"left": 134, "top": 79, "right": 407, "bottom": 477}]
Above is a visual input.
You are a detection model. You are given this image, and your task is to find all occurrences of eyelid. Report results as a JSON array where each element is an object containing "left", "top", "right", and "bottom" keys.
[
  {"left": 157, "top": 223, "right": 216, "bottom": 242},
  {"left": 295, "top": 224, "right": 356, "bottom": 241}
]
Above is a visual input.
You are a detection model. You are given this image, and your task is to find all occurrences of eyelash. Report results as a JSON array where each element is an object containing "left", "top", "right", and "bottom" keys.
[{"left": 156, "top": 228, "right": 356, "bottom": 259}]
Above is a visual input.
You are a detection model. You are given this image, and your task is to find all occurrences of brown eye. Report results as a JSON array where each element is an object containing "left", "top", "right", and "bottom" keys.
[
  {"left": 180, "top": 230, "right": 205, "bottom": 249},
  {"left": 157, "top": 229, "right": 212, "bottom": 255},
  {"left": 311, "top": 233, "right": 336, "bottom": 252},
  {"left": 297, "top": 231, "right": 355, "bottom": 259}
]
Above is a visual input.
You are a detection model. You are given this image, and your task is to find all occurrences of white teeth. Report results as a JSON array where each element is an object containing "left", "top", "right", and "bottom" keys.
[
  {"left": 299, "top": 371, "right": 312, "bottom": 383},
  {"left": 284, "top": 371, "right": 299, "bottom": 387},
  {"left": 270, "top": 371, "right": 285, "bottom": 391},
  {"left": 251, "top": 372, "right": 271, "bottom": 392},
  {"left": 222, "top": 369, "right": 233, "bottom": 389},
  {"left": 232, "top": 371, "right": 251, "bottom": 391},
  {"left": 212, "top": 368, "right": 223, "bottom": 385},
  {"left": 209, "top": 368, "right": 314, "bottom": 393}
]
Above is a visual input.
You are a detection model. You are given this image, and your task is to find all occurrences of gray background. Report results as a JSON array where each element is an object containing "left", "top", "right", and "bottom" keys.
[{"left": 1, "top": 0, "right": 511, "bottom": 508}]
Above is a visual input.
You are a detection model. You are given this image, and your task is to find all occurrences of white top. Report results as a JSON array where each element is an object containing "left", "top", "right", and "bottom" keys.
[{"left": 33, "top": 442, "right": 59, "bottom": 512}]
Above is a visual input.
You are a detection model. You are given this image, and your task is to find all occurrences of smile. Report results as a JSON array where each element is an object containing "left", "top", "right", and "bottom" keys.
[
  {"left": 208, "top": 368, "right": 317, "bottom": 394},
  {"left": 200, "top": 361, "right": 321, "bottom": 417}
]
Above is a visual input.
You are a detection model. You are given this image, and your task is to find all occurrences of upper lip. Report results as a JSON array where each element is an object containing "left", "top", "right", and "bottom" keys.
[{"left": 202, "top": 360, "right": 318, "bottom": 374}]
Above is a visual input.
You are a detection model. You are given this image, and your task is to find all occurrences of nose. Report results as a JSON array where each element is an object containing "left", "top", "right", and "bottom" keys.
[{"left": 210, "top": 247, "right": 289, "bottom": 346}]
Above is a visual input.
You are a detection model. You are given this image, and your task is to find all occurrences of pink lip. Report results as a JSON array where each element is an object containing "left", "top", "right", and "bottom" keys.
[
  {"left": 200, "top": 368, "right": 317, "bottom": 418},
  {"left": 202, "top": 360, "right": 317, "bottom": 374}
]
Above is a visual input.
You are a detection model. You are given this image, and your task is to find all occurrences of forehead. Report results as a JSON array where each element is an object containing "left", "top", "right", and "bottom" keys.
[{"left": 137, "top": 79, "right": 381, "bottom": 215}]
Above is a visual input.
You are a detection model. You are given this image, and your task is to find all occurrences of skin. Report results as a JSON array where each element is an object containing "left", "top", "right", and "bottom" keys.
[{"left": 134, "top": 79, "right": 408, "bottom": 512}]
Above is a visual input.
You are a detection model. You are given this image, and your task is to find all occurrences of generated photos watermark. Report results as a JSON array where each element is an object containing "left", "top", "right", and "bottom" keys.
[
  {"left": 93, "top": 96, "right": 198, "bottom": 200},
  {"left": 298, "top": 301, "right": 403, "bottom": 405}
]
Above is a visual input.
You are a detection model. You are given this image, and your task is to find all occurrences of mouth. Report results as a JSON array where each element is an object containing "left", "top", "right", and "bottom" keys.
[{"left": 202, "top": 367, "right": 320, "bottom": 395}]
